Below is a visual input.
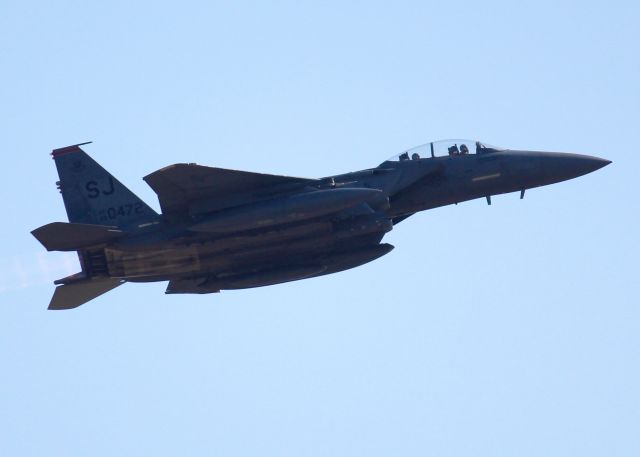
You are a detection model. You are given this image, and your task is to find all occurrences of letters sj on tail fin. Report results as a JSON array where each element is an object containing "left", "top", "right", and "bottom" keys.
[{"left": 52, "top": 142, "right": 159, "bottom": 229}]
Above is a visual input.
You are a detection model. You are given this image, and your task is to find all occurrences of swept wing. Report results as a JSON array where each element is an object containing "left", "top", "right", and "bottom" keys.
[{"left": 144, "top": 164, "right": 319, "bottom": 215}]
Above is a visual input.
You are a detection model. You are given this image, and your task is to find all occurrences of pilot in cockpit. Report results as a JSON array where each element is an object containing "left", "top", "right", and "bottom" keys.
[
  {"left": 448, "top": 144, "right": 459, "bottom": 156},
  {"left": 460, "top": 144, "right": 469, "bottom": 155}
]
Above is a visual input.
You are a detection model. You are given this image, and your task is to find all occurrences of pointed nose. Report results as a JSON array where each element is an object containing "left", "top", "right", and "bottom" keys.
[
  {"left": 540, "top": 152, "right": 611, "bottom": 183},
  {"left": 578, "top": 155, "right": 611, "bottom": 173}
]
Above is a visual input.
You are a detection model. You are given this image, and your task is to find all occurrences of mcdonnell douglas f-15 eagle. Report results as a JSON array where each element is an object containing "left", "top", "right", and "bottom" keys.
[{"left": 32, "top": 140, "right": 610, "bottom": 309}]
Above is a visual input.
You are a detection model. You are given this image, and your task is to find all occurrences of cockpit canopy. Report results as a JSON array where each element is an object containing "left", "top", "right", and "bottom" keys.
[{"left": 385, "top": 139, "right": 503, "bottom": 162}]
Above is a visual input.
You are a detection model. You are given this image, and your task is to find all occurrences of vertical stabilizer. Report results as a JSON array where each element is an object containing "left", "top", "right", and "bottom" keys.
[{"left": 52, "top": 142, "right": 159, "bottom": 229}]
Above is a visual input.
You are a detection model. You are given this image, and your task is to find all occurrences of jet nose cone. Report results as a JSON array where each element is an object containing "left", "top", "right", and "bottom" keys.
[
  {"left": 539, "top": 152, "right": 611, "bottom": 183},
  {"left": 570, "top": 154, "right": 611, "bottom": 176},
  {"left": 589, "top": 156, "right": 612, "bottom": 171}
]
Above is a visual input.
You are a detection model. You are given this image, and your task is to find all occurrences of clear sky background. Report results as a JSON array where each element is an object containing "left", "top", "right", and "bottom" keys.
[{"left": 1, "top": 1, "right": 638, "bottom": 456}]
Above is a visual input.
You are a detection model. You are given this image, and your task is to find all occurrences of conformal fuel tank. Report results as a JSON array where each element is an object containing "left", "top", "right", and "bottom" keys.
[{"left": 190, "top": 188, "right": 383, "bottom": 233}]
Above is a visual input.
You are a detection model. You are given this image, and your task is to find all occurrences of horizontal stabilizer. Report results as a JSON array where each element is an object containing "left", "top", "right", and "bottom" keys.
[
  {"left": 48, "top": 278, "right": 124, "bottom": 310},
  {"left": 31, "top": 222, "right": 123, "bottom": 251}
]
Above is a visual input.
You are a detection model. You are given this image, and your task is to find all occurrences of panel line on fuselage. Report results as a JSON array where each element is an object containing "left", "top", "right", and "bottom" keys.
[{"left": 471, "top": 173, "right": 502, "bottom": 182}]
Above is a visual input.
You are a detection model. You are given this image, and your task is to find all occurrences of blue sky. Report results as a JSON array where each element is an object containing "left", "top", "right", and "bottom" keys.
[{"left": 1, "top": 1, "right": 638, "bottom": 456}]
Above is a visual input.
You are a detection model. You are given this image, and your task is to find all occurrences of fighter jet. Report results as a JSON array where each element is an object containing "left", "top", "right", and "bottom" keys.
[{"left": 32, "top": 140, "right": 610, "bottom": 309}]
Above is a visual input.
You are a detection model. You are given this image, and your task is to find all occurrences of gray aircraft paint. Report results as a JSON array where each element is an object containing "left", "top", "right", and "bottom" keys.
[{"left": 32, "top": 140, "right": 610, "bottom": 309}]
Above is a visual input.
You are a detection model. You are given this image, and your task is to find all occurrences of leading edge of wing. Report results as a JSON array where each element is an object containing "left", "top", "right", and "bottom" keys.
[{"left": 143, "top": 163, "right": 319, "bottom": 214}]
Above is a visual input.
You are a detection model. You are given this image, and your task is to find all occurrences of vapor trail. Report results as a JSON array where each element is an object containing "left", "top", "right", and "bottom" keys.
[{"left": 0, "top": 251, "right": 78, "bottom": 293}]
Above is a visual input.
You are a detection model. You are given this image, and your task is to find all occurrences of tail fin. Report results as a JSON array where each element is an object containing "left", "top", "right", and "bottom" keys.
[
  {"left": 52, "top": 142, "right": 159, "bottom": 229},
  {"left": 48, "top": 276, "right": 124, "bottom": 310}
]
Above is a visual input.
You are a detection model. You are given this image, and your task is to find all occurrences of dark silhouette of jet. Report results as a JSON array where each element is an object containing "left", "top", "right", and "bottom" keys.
[{"left": 32, "top": 139, "right": 610, "bottom": 309}]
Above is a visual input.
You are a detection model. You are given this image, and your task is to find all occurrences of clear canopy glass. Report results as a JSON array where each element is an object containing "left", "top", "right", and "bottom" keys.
[{"left": 385, "top": 139, "right": 503, "bottom": 162}]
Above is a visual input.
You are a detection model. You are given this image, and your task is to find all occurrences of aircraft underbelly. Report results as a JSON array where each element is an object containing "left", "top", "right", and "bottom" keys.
[
  {"left": 105, "top": 217, "right": 391, "bottom": 280},
  {"left": 106, "top": 246, "right": 202, "bottom": 278}
]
